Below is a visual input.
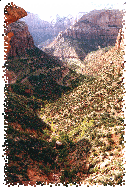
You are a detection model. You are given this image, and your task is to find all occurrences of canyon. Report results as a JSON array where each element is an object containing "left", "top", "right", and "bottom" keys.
[
  {"left": 3, "top": 2, "right": 125, "bottom": 186},
  {"left": 43, "top": 9, "right": 123, "bottom": 61},
  {"left": 20, "top": 13, "right": 73, "bottom": 48}
]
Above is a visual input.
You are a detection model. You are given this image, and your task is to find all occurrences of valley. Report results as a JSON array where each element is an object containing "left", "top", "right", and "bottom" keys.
[{"left": 3, "top": 2, "right": 125, "bottom": 186}]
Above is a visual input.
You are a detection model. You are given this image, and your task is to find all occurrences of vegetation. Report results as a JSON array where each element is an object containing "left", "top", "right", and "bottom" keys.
[
  {"left": 5, "top": 46, "right": 87, "bottom": 101},
  {"left": 4, "top": 91, "right": 46, "bottom": 129},
  {"left": 4, "top": 45, "right": 125, "bottom": 186}
]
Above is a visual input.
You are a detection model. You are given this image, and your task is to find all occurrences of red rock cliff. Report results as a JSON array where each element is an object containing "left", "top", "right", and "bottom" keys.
[
  {"left": 44, "top": 9, "right": 123, "bottom": 61},
  {"left": 6, "top": 20, "right": 34, "bottom": 57},
  {"left": 4, "top": 3, "right": 27, "bottom": 55},
  {"left": 65, "top": 9, "right": 123, "bottom": 44}
]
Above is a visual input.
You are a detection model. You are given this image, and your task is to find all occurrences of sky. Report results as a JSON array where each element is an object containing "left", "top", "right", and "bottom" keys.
[{"left": 1, "top": 0, "right": 126, "bottom": 22}]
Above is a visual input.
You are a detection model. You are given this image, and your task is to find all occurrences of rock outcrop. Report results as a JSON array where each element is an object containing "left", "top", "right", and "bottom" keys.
[
  {"left": 4, "top": 2, "right": 27, "bottom": 25},
  {"left": 115, "top": 28, "right": 125, "bottom": 50},
  {"left": 4, "top": 3, "right": 28, "bottom": 57},
  {"left": 6, "top": 21, "right": 34, "bottom": 57},
  {"left": 43, "top": 9, "right": 123, "bottom": 61},
  {"left": 63, "top": 9, "right": 123, "bottom": 45}
]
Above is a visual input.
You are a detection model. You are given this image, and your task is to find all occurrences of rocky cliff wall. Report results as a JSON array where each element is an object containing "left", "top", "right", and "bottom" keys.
[
  {"left": 4, "top": 3, "right": 27, "bottom": 25},
  {"left": 4, "top": 3, "right": 27, "bottom": 57},
  {"left": 6, "top": 21, "right": 34, "bottom": 57},
  {"left": 64, "top": 9, "right": 123, "bottom": 43},
  {"left": 43, "top": 9, "right": 123, "bottom": 61}
]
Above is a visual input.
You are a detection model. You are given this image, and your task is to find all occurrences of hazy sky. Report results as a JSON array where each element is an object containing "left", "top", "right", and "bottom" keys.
[{"left": 1, "top": 0, "right": 126, "bottom": 22}]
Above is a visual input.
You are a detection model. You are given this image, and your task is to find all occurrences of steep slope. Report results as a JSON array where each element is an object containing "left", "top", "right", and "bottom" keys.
[
  {"left": 20, "top": 13, "right": 54, "bottom": 47},
  {"left": 5, "top": 8, "right": 82, "bottom": 97},
  {"left": 5, "top": 11, "right": 85, "bottom": 101},
  {"left": 6, "top": 46, "right": 84, "bottom": 101},
  {"left": 4, "top": 2, "right": 27, "bottom": 56},
  {"left": 38, "top": 44, "right": 125, "bottom": 185},
  {"left": 5, "top": 20, "right": 34, "bottom": 57},
  {"left": 21, "top": 13, "right": 73, "bottom": 47},
  {"left": 4, "top": 3, "right": 50, "bottom": 185},
  {"left": 4, "top": 4, "right": 125, "bottom": 186},
  {"left": 43, "top": 9, "right": 123, "bottom": 62},
  {"left": 83, "top": 28, "right": 125, "bottom": 76},
  {"left": 3, "top": 3, "right": 64, "bottom": 185},
  {"left": 5, "top": 31, "right": 125, "bottom": 186}
]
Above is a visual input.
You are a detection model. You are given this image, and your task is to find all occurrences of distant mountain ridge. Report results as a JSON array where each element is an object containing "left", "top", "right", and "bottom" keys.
[
  {"left": 5, "top": 10, "right": 82, "bottom": 100},
  {"left": 20, "top": 13, "right": 74, "bottom": 47},
  {"left": 20, "top": 13, "right": 54, "bottom": 46},
  {"left": 43, "top": 9, "right": 123, "bottom": 61}
]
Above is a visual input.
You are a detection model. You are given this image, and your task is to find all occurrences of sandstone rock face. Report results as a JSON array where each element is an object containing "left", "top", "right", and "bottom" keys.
[
  {"left": 115, "top": 28, "right": 125, "bottom": 50},
  {"left": 4, "top": 31, "right": 14, "bottom": 56},
  {"left": 6, "top": 21, "right": 34, "bottom": 57},
  {"left": 4, "top": 3, "right": 28, "bottom": 57},
  {"left": 43, "top": 9, "right": 123, "bottom": 61},
  {"left": 4, "top": 3, "right": 27, "bottom": 25},
  {"left": 73, "top": 9, "right": 123, "bottom": 46},
  {"left": 64, "top": 9, "right": 123, "bottom": 43}
]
